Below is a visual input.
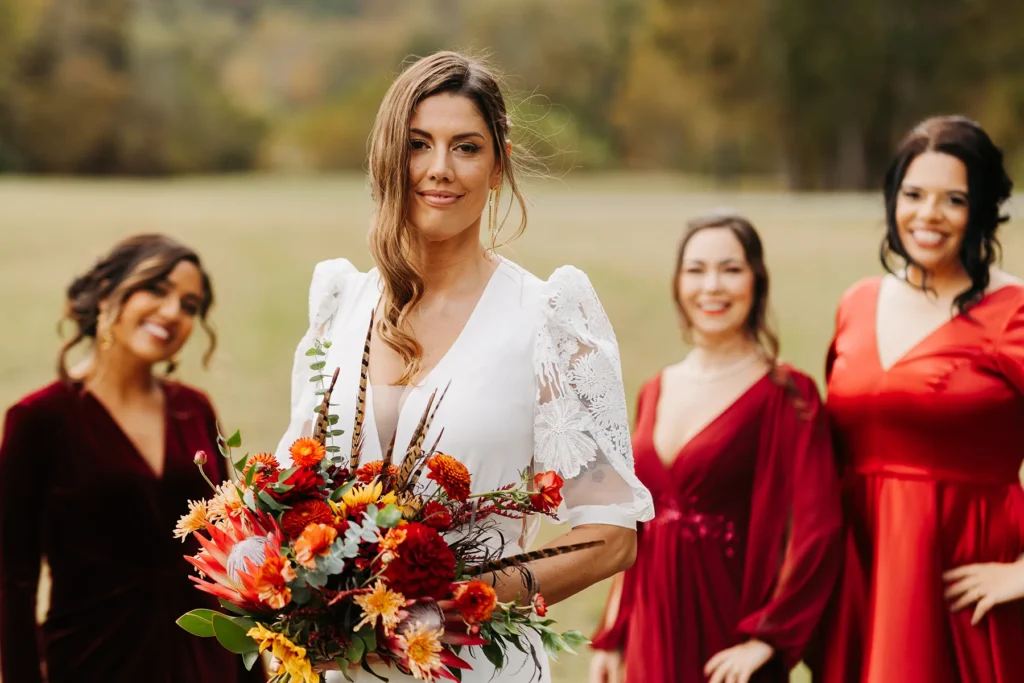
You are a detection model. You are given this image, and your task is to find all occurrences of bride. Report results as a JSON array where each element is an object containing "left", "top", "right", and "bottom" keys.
[{"left": 274, "top": 51, "right": 652, "bottom": 682}]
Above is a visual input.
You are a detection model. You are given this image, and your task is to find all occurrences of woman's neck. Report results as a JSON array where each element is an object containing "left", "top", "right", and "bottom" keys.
[
  {"left": 903, "top": 261, "right": 973, "bottom": 302},
  {"left": 686, "top": 333, "right": 760, "bottom": 373},
  {"left": 410, "top": 224, "right": 493, "bottom": 294},
  {"left": 77, "top": 349, "right": 159, "bottom": 402}
]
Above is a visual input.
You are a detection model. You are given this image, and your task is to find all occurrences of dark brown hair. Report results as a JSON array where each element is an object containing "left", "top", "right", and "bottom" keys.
[
  {"left": 58, "top": 233, "right": 216, "bottom": 381},
  {"left": 673, "top": 213, "right": 781, "bottom": 371},
  {"left": 882, "top": 115, "right": 1013, "bottom": 313},
  {"left": 367, "top": 51, "right": 528, "bottom": 385}
]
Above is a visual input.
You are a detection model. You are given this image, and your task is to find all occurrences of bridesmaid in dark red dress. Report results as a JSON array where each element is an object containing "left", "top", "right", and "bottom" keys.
[
  {"left": 0, "top": 235, "right": 264, "bottom": 682},
  {"left": 819, "top": 116, "right": 1024, "bottom": 683},
  {"left": 589, "top": 214, "right": 842, "bottom": 683}
]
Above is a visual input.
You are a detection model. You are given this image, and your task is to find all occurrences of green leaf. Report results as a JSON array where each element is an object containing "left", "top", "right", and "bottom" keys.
[
  {"left": 361, "top": 658, "right": 389, "bottom": 682},
  {"left": 326, "top": 446, "right": 341, "bottom": 453},
  {"left": 562, "top": 630, "right": 589, "bottom": 648},
  {"left": 482, "top": 642, "right": 505, "bottom": 670},
  {"left": 330, "top": 429, "right": 345, "bottom": 437},
  {"left": 322, "top": 341, "right": 332, "bottom": 349},
  {"left": 242, "top": 650, "right": 259, "bottom": 671},
  {"left": 244, "top": 461, "right": 256, "bottom": 488},
  {"left": 277, "top": 466, "right": 299, "bottom": 483},
  {"left": 233, "top": 452, "right": 249, "bottom": 472},
  {"left": 305, "top": 347, "right": 318, "bottom": 356},
  {"left": 346, "top": 634, "right": 366, "bottom": 663},
  {"left": 310, "top": 361, "right": 327, "bottom": 370},
  {"left": 374, "top": 504, "right": 402, "bottom": 529},
  {"left": 210, "top": 613, "right": 257, "bottom": 655},
  {"left": 176, "top": 609, "right": 218, "bottom": 637},
  {"left": 328, "top": 414, "right": 340, "bottom": 425},
  {"left": 219, "top": 599, "right": 254, "bottom": 617},
  {"left": 331, "top": 480, "right": 356, "bottom": 502},
  {"left": 225, "top": 430, "right": 242, "bottom": 449},
  {"left": 309, "top": 374, "right": 328, "bottom": 383},
  {"left": 258, "top": 489, "right": 288, "bottom": 510},
  {"left": 357, "top": 626, "right": 377, "bottom": 653}
]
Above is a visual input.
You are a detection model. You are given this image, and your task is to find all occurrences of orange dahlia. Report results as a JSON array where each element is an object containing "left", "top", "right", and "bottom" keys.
[
  {"left": 452, "top": 580, "right": 498, "bottom": 623},
  {"left": 289, "top": 437, "right": 326, "bottom": 468},
  {"left": 355, "top": 459, "right": 399, "bottom": 484},
  {"left": 281, "top": 500, "right": 335, "bottom": 538},
  {"left": 243, "top": 452, "right": 281, "bottom": 488},
  {"left": 293, "top": 523, "right": 338, "bottom": 569},
  {"left": 253, "top": 554, "right": 296, "bottom": 609},
  {"left": 426, "top": 454, "right": 472, "bottom": 503}
]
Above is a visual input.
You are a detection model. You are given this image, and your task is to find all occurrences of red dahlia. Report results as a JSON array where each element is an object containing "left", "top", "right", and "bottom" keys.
[{"left": 379, "top": 522, "right": 455, "bottom": 600}]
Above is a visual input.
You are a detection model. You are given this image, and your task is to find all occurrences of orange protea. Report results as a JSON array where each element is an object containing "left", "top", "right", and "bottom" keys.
[
  {"left": 243, "top": 452, "right": 281, "bottom": 489},
  {"left": 289, "top": 437, "right": 326, "bottom": 468},
  {"left": 396, "top": 621, "right": 444, "bottom": 681},
  {"left": 337, "top": 481, "right": 398, "bottom": 520},
  {"left": 173, "top": 499, "right": 209, "bottom": 542},
  {"left": 253, "top": 554, "right": 296, "bottom": 609},
  {"left": 293, "top": 522, "right": 338, "bottom": 569},
  {"left": 452, "top": 580, "right": 498, "bottom": 624},
  {"left": 426, "top": 454, "right": 471, "bottom": 503},
  {"left": 185, "top": 508, "right": 282, "bottom": 613},
  {"left": 356, "top": 459, "right": 399, "bottom": 484},
  {"left": 207, "top": 481, "right": 247, "bottom": 528},
  {"left": 354, "top": 579, "right": 408, "bottom": 635},
  {"left": 281, "top": 500, "right": 335, "bottom": 538}
]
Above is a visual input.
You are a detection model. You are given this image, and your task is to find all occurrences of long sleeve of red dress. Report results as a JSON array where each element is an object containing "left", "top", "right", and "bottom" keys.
[{"left": 0, "top": 401, "right": 49, "bottom": 683}]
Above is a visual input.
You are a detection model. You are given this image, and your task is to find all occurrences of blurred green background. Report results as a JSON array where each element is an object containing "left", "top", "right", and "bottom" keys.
[{"left": 3, "top": 1, "right": 1024, "bottom": 681}]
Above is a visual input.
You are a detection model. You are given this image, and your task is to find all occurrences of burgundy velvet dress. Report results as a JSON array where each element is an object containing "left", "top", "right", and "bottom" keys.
[
  {"left": 817, "top": 278, "right": 1024, "bottom": 683},
  {"left": 0, "top": 380, "right": 264, "bottom": 683},
  {"left": 591, "top": 366, "right": 842, "bottom": 682}
]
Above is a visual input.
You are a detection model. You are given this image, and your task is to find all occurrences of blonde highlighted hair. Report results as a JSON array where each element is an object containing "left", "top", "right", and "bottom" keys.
[{"left": 367, "top": 51, "right": 528, "bottom": 385}]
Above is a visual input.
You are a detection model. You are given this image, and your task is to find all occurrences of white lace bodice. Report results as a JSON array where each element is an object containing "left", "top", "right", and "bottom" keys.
[{"left": 275, "top": 256, "right": 654, "bottom": 681}]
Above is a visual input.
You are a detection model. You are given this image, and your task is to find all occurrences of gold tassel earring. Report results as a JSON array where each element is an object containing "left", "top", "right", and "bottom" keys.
[{"left": 488, "top": 185, "right": 500, "bottom": 239}]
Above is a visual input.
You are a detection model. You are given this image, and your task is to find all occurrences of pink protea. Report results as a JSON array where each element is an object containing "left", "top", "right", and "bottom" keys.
[{"left": 185, "top": 508, "right": 285, "bottom": 613}]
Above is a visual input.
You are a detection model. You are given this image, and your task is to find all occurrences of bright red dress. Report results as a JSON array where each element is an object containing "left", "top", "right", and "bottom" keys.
[
  {"left": 819, "top": 277, "right": 1024, "bottom": 683},
  {"left": 592, "top": 367, "right": 842, "bottom": 682}
]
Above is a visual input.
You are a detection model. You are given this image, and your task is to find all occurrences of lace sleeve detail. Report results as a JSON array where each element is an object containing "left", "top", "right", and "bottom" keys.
[
  {"left": 532, "top": 266, "right": 654, "bottom": 529},
  {"left": 275, "top": 259, "right": 358, "bottom": 465}
]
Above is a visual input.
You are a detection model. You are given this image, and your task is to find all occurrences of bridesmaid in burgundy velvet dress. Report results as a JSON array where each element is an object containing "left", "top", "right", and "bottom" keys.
[
  {"left": 0, "top": 235, "right": 264, "bottom": 682},
  {"left": 589, "top": 214, "right": 842, "bottom": 683},
  {"left": 817, "top": 117, "right": 1024, "bottom": 683}
]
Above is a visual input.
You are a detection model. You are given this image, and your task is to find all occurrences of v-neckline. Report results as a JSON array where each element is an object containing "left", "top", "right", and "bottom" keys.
[
  {"left": 363, "top": 256, "right": 505, "bottom": 454},
  {"left": 872, "top": 277, "right": 1020, "bottom": 373},
  {"left": 650, "top": 368, "right": 769, "bottom": 470},
  {"left": 83, "top": 385, "right": 169, "bottom": 479}
]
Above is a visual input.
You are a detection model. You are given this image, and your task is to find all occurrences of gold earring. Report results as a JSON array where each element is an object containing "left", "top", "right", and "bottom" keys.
[{"left": 488, "top": 185, "right": 500, "bottom": 237}]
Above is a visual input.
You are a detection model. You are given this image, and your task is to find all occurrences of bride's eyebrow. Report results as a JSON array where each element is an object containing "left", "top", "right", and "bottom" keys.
[{"left": 409, "top": 128, "right": 486, "bottom": 142}]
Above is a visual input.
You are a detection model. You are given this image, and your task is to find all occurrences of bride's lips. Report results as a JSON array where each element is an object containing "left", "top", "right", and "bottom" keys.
[{"left": 419, "top": 190, "right": 463, "bottom": 208}]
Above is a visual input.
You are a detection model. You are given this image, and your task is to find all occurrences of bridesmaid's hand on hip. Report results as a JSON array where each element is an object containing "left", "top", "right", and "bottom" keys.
[
  {"left": 945, "top": 557, "right": 1024, "bottom": 625},
  {"left": 704, "top": 639, "right": 774, "bottom": 683}
]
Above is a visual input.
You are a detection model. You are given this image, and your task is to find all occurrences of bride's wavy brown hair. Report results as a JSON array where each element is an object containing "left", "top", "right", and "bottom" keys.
[{"left": 368, "top": 51, "right": 528, "bottom": 385}]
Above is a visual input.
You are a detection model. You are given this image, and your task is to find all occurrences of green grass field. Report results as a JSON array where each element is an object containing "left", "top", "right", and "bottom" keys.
[{"left": 2, "top": 174, "right": 1022, "bottom": 682}]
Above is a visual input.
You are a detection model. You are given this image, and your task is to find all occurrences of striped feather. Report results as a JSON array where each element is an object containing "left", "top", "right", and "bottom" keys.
[
  {"left": 465, "top": 541, "right": 606, "bottom": 576},
  {"left": 395, "top": 382, "right": 449, "bottom": 491},
  {"left": 312, "top": 367, "right": 341, "bottom": 444},
  {"left": 348, "top": 314, "right": 374, "bottom": 470},
  {"left": 399, "top": 428, "right": 444, "bottom": 494}
]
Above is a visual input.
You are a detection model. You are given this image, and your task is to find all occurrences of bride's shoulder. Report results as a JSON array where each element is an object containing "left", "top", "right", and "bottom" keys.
[
  {"left": 306, "top": 258, "right": 374, "bottom": 328},
  {"left": 498, "top": 258, "right": 600, "bottom": 302}
]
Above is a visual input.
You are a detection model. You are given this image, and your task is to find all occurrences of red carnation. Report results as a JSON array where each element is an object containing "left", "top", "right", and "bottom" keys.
[
  {"left": 453, "top": 580, "right": 498, "bottom": 623},
  {"left": 420, "top": 500, "right": 452, "bottom": 532},
  {"left": 281, "top": 499, "right": 335, "bottom": 538},
  {"left": 532, "top": 593, "right": 548, "bottom": 617},
  {"left": 379, "top": 522, "right": 455, "bottom": 600},
  {"left": 530, "top": 471, "right": 564, "bottom": 514},
  {"left": 270, "top": 467, "right": 326, "bottom": 504}
]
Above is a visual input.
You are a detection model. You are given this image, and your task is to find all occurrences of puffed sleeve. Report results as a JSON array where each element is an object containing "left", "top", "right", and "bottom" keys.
[
  {"left": 275, "top": 259, "right": 359, "bottom": 466},
  {"left": 531, "top": 266, "right": 654, "bottom": 531},
  {"left": 996, "top": 297, "right": 1024, "bottom": 395}
]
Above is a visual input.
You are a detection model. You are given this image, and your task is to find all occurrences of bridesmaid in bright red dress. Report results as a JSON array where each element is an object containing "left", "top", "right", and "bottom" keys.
[
  {"left": 589, "top": 214, "right": 842, "bottom": 683},
  {"left": 819, "top": 116, "right": 1024, "bottom": 683}
]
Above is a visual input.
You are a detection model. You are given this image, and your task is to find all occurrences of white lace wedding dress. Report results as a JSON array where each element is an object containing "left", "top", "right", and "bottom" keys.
[{"left": 276, "top": 256, "right": 653, "bottom": 683}]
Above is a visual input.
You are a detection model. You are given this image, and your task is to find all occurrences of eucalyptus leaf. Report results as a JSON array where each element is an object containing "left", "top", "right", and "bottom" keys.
[
  {"left": 310, "top": 361, "right": 327, "bottom": 370},
  {"left": 305, "top": 347, "right": 318, "bottom": 357}
]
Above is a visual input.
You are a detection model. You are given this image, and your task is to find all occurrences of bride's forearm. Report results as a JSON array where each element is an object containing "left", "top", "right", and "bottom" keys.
[{"left": 487, "top": 524, "right": 637, "bottom": 606}]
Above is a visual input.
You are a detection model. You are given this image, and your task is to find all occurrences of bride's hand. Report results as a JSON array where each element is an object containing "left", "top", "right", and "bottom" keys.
[
  {"left": 704, "top": 639, "right": 774, "bottom": 683},
  {"left": 944, "top": 558, "right": 1024, "bottom": 625}
]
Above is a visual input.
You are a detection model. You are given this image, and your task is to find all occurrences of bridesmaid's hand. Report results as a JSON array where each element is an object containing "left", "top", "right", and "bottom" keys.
[
  {"left": 588, "top": 649, "right": 625, "bottom": 683},
  {"left": 704, "top": 639, "right": 774, "bottom": 683},
  {"left": 944, "top": 558, "right": 1024, "bottom": 625}
]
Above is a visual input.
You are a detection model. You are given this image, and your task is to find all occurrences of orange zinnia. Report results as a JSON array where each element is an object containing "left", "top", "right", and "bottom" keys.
[
  {"left": 253, "top": 554, "right": 296, "bottom": 609},
  {"left": 355, "top": 460, "right": 398, "bottom": 484},
  {"left": 244, "top": 452, "right": 281, "bottom": 488},
  {"left": 426, "top": 454, "right": 472, "bottom": 503},
  {"left": 452, "top": 580, "right": 498, "bottom": 623},
  {"left": 293, "top": 523, "right": 338, "bottom": 569},
  {"left": 289, "top": 437, "right": 326, "bottom": 468}
]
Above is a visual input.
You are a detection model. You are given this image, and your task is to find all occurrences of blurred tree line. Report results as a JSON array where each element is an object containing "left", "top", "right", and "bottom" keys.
[{"left": 0, "top": 0, "right": 1022, "bottom": 187}]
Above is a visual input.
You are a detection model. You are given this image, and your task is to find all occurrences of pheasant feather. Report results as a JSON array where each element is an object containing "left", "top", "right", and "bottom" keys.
[
  {"left": 394, "top": 382, "right": 449, "bottom": 491},
  {"left": 464, "top": 540, "right": 606, "bottom": 577},
  {"left": 348, "top": 314, "right": 373, "bottom": 470},
  {"left": 312, "top": 367, "right": 341, "bottom": 445}
]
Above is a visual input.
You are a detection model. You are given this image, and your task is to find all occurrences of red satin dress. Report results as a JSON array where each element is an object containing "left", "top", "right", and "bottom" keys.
[
  {"left": 0, "top": 380, "right": 265, "bottom": 683},
  {"left": 819, "top": 277, "right": 1024, "bottom": 683},
  {"left": 592, "top": 366, "right": 842, "bottom": 682}
]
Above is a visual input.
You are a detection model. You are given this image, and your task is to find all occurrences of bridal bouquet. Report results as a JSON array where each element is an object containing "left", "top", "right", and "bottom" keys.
[{"left": 173, "top": 330, "right": 594, "bottom": 683}]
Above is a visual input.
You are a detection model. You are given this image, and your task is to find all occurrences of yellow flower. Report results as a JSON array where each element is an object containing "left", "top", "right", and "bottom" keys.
[
  {"left": 247, "top": 624, "right": 317, "bottom": 683},
  {"left": 397, "top": 621, "right": 444, "bottom": 681},
  {"left": 173, "top": 499, "right": 208, "bottom": 542},
  {"left": 338, "top": 481, "right": 397, "bottom": 518},
  {"left": 354, "top": 580, "right": 407, "bottom": 635},
  {"left": 207, "top": 482, "right": 246, "bottom": 526}
]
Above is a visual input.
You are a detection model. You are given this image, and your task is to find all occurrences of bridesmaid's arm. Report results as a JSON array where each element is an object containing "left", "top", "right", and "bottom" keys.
[{"left": 0, "top": 403, "right": 47, "bottom": 683}]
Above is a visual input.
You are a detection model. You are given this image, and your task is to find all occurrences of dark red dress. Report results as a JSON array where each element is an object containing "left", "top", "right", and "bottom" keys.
[
  {"left": 818, "top": 278, "right": 1024, "bottom": 683},
  {"left": 591, "top": 366, "right": 842, "bottom": 682},
  {"left": 0, "top": 380, "right": 264, "bottom": 683}
]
